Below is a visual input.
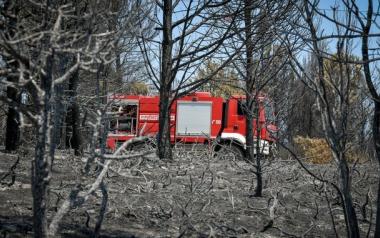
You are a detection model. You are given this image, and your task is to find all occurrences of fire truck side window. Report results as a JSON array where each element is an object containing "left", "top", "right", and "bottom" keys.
[
  {"left": 237, "top": 100, "right": 246, "bottom": 116},
  {"left": 237, "top": 99, "right": 258, "bottom": 118}
]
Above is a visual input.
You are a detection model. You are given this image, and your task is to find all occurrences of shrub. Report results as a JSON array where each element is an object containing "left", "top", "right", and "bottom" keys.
[
  {"left": 293, "top": 136, "right": 368, "bottom": 164},
  {"left": 294, "top": 136, "right": 332, "bottom": 164}
]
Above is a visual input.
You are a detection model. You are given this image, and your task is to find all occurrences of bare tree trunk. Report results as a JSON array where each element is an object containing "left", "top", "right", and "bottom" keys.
[
  {"left": 359, "top": 3, "right": 380, "bottom": 234},
  {"left": 244, "top": 0, "right": 263, "bottom": 197},
  {"left": 245, "top": 98, "right": 254, "bottom": 162},
  {"left": 55, "top": 54, "right": 70, "bottom": 151},
  {"left": 254, "top": 125, "right": 263, "bottom": 197},
  {"left": 67, "top": 68, "right": 83, "bottom": 156},
  {"left": 157, "top": 0, "right": 173, "bottom": 160},
  {"left": 157, "top": 87, "right": 172, "bottom": 160},
  {"left": 253, "top": 157, "right": 263, "bottom": 197},
  {"left": 51, "top": 55, "right": 69, "bottom": 167},
  {"left": 373, "top": 101, "right": 380, "bottom": 236},
  {"left": 244, "top": 0, "right": 254, "bottom": 163},
  {"left": 94, "top": 181, "right": 108, "bottom": 238},
  {"left": 33, "top": 123, "right": 51, "bottom": 238},
  {"left": 337, "top": 154, "right": 360, "bottom": 238},
  {"left": 32, "top": 53, "right": 55, "bottom": 238},
  {"left": 50, "top": 84, "right": 63, "bottom": 169},
  {"left": 4, "top": 0, "right": 20, "bottom": 152},
  {"left": 5, "top": 87, "right": 20, "bottom": 151}
]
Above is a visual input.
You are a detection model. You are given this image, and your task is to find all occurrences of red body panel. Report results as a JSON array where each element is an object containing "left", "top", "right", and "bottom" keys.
[{"left": 106, "top": 92, "right": 277, "bottom": 150}]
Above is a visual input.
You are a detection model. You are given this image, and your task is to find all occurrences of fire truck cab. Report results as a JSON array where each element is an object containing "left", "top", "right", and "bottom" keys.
[{"left": 106, "top": 92, "right": 277, "bottom": 156}]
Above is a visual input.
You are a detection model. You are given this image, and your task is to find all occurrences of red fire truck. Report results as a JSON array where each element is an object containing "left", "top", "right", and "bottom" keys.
[{"left": 106, "top": 92, "right": 277, "bottom": 157}]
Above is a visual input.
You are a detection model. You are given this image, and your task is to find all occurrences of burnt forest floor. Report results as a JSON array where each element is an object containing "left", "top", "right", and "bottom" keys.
[{"left": 0, "top": 147, "right": 379, "bottom": 237}]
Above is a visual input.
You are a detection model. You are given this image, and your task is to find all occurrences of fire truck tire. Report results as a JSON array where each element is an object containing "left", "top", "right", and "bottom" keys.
[{"left": 215, "top": 142, "right": 245, "bottom": 160}]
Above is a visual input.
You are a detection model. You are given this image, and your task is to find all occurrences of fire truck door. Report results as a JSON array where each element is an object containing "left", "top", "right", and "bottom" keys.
[{"left": 176, "top": 101, "right": 212, "bottom": 136}]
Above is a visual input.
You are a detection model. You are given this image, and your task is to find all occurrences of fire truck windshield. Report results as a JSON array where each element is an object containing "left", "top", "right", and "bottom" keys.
[{"left": 237, "top": 99, "right": 258, "bottom": 118}]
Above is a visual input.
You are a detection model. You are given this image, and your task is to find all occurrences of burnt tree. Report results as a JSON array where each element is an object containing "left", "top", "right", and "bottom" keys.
[
  {"left": 140, "top": 0, "right": 237, "bottom": 160},
  {"left": 2, "top": 0, "right": 20, "bottom": 152}
]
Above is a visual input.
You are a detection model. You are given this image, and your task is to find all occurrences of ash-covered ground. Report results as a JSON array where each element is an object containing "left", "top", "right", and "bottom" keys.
[{"left": 0, "top": 148, "right": 378, "bottom": 237}]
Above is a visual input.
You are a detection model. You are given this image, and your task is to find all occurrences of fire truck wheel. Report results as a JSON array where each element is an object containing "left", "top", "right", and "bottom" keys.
[{"left": 215, "top": 143, "right": 245, "bottom": 160}]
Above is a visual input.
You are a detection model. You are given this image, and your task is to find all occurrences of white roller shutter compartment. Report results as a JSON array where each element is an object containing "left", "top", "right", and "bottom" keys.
[{"left": 176, "top": 102, "right": 212, "bottom": 136}]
